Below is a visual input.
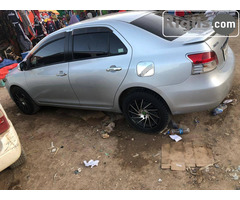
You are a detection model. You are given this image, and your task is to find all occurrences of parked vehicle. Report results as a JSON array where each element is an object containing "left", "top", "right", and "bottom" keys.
[
  {"left": 5, "top": 11, "right": 235, "bottom": 133},
  {"left": 0, "top": 104, "right": 25, "bottom": 172}
]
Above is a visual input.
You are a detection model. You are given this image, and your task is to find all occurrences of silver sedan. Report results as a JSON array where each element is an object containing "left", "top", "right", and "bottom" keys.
[{"left": 5, "top": 11, "right": 235, "bottom": 133}]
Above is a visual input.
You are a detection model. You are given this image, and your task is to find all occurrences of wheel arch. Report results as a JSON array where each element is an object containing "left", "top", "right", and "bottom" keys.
[{"left": 118, "top": 87, "right": 172, "bottom": 114}]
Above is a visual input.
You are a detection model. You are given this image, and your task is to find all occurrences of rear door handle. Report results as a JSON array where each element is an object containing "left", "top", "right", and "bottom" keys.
[
  {"left": 106, "top": 65, "right": 122, "bottom": 72},
  {"left": 56, "top": 71, "right": 67, "bottom": 76}
]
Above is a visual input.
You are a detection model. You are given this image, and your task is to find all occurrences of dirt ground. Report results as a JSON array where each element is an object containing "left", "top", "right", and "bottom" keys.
[{"left": 1, "top": 31, "right": 240, "bottom": 190}]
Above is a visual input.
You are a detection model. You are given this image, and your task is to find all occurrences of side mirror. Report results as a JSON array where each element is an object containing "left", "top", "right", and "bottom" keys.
[{"left": 19, "top": 61, "right": 28, "bottom": 71}]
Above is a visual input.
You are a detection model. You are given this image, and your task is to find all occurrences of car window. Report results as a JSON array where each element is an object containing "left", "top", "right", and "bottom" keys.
[
  {"left": 73, "top": 32, "right": 127, "bottom": 60},
  {"left": 109, "top": 33, "right": 127, "bottom": 55},
  {"left": 130, "top": 12, "right": 186, "bottom": 41},
  {"left": 73, "top": 33, "right": 109, "bottom": 59},
  {"left": 30, "top": 38, "right": 65, "bottom": 67}
]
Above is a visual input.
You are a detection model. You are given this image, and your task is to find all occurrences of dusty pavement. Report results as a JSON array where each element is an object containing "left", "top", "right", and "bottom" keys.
[{"left": 1, "top": 33, "right": 240, "bottom": 190}]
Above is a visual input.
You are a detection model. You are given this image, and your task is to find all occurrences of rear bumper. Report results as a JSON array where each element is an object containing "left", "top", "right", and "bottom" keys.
[
  {"left": 0, "top": 121, "right": 21, "bottom": 172},
  {"left": 161, "top": 47, "right": 235, "bottom": 114}
]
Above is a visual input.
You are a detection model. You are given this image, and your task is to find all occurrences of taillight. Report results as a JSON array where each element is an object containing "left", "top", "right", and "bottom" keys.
[
  {"left": 187, "top": 51, "right": 218, "bottom": 74},
  {"left": 0, "top": 110, "right": 10, "bottom": 135}
]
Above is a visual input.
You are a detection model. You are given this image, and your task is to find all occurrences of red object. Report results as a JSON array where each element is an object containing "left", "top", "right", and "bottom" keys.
[
  {"left": 0, "top": 110, "right": 10, "bottom": 135},
  {"left": 0, "top": 63, "right": 18, "bottom": 79},
  {"left": 175, "top": 11, "right": 185, "bottom": 17},
  {"left": 187, "top": 52, "right": 218, "bottom": 65},
  {"left": 119, "top": 10, "right": 126, "bottom": 12}
]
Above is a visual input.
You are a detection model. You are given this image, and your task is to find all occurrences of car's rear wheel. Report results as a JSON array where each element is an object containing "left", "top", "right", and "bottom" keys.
[
  {"left": 10, "top": 148, "right": 26, "bottom": 169},
  {"left": 122, "top": 91, "right": 170, "bottom": 133},
  {"left": 11, "top": 86, "right": 40, "bottom": 115}
]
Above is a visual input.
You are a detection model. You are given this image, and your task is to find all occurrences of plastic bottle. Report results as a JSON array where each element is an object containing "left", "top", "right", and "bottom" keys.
[
  {"left": 167, "top": 128, "right": 190, "bottom": 135},
  {"left": 212, "top": 104, "right": 227, "bottom": 116}
]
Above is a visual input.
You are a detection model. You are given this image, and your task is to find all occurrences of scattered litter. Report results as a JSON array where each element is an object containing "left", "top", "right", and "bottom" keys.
[
  {"left": 168, "top": 128, "right": 190, "bottom": 135},
  {"left": 225, "top": 132, "right": 230, "bottom": 136},
  {"left": 105, "top": 153, "right": 109, "bottom": 156},
  {"left": 158, "top": 178, "right": 162, "bottom": 182},
  {"left": 161, "top": 128, "right": 170, "bottom": 135},
  {"left": 212, "top": 104, "right": 227, "bottom": 116},
  {"left": 132, "top": 153, "right": 139, "bottom": 158},
  {"left": 223, "top": 99, "right": 234, "bottom": 104},
  {"left": 48, "top": 142, "right": 54, "bottom": 150},
  {"left": 205, "top": 167, "right": 210, "bottom": 173},
  {"left": 169, "top": 134, "right": 182, "bottom": 142},
  {"left": 225, "top": 167, "right": 232, "bottom": 172},
  {"left": 169, "top": 120, "right": 179, "bottom": 129},
  {"left": 237, "top": 166, "right": 240, "bottom": 171},
  {"left": 53, "top": 173, "right": 57, "bottom": 180},
  {"left": 83, "top": 160, "right": 99, "bottom": 168},
  {"left": 153, "top": 152, "right": 161, "bottom": 157},
  {"left": 51, "top": 148, "right": 57, "bottom": 153},
  {"left": 194, "top": 118, "right": 200, "bottom": 125},
  {"left": 104, "top": 122, "right": 115, "bottom": 133},
  {"left": 214, "top": 163, "right": 220, "bottom": 168},
  {"left": 229, "top": 173, "right": 239, "bottom": 180},
  {"left": 74, "top": 168, "right": 82, "bottom": 175},
  {"left": 101, "top": 133, "right": 110, "bottom": 139},
  {"left": 48, "top": 142, "right": 58, "bottom": 153},
  {"left": 16, "top": 113, "right": 21, "bottom": 116},
  {"left": 131, "top": 138, "right": 135, "bottom": 141}
]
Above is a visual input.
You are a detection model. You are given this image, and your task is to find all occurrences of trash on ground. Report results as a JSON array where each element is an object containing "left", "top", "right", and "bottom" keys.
[
  {"left": 223, "top": 99, "right": 237, "bottom": 105},
  {"left": 214, "top": 163, "right": 220, "bottom": 168},
  {"left": 158, "top": 178, "right": 162, "bottom": 182},
  {"left": 237, "top": 166, "right": 240, "bottom": 171},
  {"left": 229, "top": 173, "right": 239, "bottom": 180},
  {"left": 132, "top": 153, "right": 139, "bottom": 158},
  {"left": 194, "top": 118, "right": 200, "bottom": 125},
  {"left": 169, "top": 134, "right": 182, "bottom": 142},
  {"left": 101, "top": 133, "right": 110, "bottom": 139},
  {"left": 74, "top": 168, "right": 82, "bottom": 175},
  {"left": 51, "top": 147, "right": 57, "bottom": 153},
  {"left": 83, "top": 160, "right": 99, "bottom": 168},
  {"left": 161, "top": 128, "right": 170, "bottom": 135},
  {"left": 104, "top": 122, "right": 115, "bottom": 133},
  {"left": 168, "top": 128, "right": 190, "bottom": 135},
  {"left": 212, "top": 104, "right": 227, "bottom": 116},
  {"left": 223, "top": 99, "right": 234, "bottom": 104},
  {"left": 48, "top": 142, "right": 58, "bottom": 153},
  {"left": 131, "top": 138, "right": 135, "bottom": 141},
  {"left": 169, "top": 120, "right": 179, "bottom": 129},
  {"left": 105, "top": 153, "right": 109, "bottom": 156}
]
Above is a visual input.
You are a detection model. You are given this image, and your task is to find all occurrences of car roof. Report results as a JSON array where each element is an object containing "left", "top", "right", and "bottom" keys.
[{"left": 52, "top": 11, "right": 151, "bottom": 34}]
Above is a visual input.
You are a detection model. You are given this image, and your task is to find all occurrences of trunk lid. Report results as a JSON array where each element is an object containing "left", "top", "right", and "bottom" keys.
[{"left": 177, "top": 27, "right": 228, "bottom": 67}]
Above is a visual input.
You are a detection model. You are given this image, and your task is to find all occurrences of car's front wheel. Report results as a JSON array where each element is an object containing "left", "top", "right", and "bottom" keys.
[
  {"left": 122, "top": 91, "right": 170, "bottom": 133},
  {"left": 11, "top": 86, "right": 40, "bottom": 115}
]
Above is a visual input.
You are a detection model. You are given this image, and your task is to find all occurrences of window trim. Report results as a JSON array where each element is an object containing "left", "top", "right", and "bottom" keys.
[
  {"left": 26, "top": 33, "right": 68, "bottom": 70},
  {"left": 70, "top": 27, "right": 128, "bottom": 62}
]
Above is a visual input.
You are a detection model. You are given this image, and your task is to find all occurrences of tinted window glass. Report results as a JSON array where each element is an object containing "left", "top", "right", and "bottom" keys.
[
  {"left": 73, "top": 33, "right": 109, "bottom": 59},
  {"left": 109, "top": 33, "right": 127, "bottom": 55},
  {"left": 130, "top": 12, "right": 185, "bottom": 41},
  {"left": 30, "top": 38, "right": 65, "bottom": 67}
]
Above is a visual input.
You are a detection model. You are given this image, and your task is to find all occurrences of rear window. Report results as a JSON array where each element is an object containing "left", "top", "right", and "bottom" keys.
[{"left": 130, "top": 12, "right": 185, "bottom": 41}]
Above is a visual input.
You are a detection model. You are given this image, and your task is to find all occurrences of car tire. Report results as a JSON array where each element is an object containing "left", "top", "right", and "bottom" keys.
[
  {"left": 10, "top": 148, "right": 26, "bottom": 169},
  {"left": 122, "top": 91, "right": 170, "bottom": 133},
  {"left": 11, "top": 86, "right": 40, "bottom": 115}
]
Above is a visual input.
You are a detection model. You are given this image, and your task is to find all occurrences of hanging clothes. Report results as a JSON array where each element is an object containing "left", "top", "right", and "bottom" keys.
[
  {"left": 69, "top": 14, "right": 79, "bottom": 25},
  {"left": 7, "top": 11, "right": 33, "bottom": 51},
  {"left": 18, "top": 10, "right": 36, "bottom": 37}
]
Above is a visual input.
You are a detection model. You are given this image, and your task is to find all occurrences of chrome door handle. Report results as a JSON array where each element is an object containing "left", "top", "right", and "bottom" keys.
[
  {"left": 56, "top": 71, "right": 67, "bottom": 76},
  {"left": 106, "top": 65, "right": 122, "bottom": 72}
]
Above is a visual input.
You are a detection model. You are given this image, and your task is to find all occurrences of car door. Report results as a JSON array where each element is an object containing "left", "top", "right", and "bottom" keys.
[
  {"left": 68, "top": 26, "right": 132, "bottom": 108},
  {"left": 25, "top": 32, "right": 79, "bottom": 105}
]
